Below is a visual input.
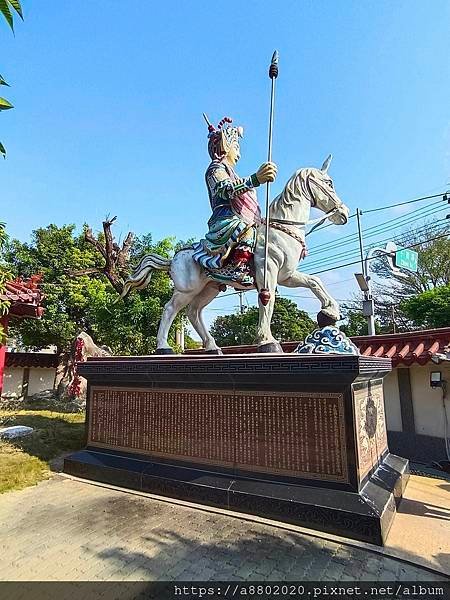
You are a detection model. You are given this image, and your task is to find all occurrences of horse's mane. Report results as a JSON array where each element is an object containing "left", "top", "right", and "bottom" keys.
[{"left": 269, "top": 168, "right": 311, "bottom": 220}]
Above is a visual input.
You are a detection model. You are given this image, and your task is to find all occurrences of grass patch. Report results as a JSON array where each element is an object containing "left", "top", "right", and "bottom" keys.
[{"left": 0, "top": 410, "right": 85, "bottom": 494}]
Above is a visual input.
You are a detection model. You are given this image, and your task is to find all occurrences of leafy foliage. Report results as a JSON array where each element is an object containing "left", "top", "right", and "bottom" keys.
[
  {"left": 0, "top": 222, "right": 11, "bottom": 341},
  {"left": 210, "top": 296, "right": 315, "bottom": 347},
  {"left": 0, "top": 0, "right": 23, "bottom": 157},
  {"left": 343, "top": 221, "right": 450, "bottom": 332},
  {"left": 401, "top": 285, "right": 450, "bottom": 329},
  {"left": 372, "top": 221, "right": 450, "bottom": 296},
  {"left": 0, "top": 0, "right": 22, "bottom": 30},
  {"left": 5, "top": 224, "right": 183, "bottom": 355},
  {"left": 339, "top": 309, "right": 382, "bottom": 337},
  {"left": 0, "top": 96, "right": 13, "bottom": 110}
]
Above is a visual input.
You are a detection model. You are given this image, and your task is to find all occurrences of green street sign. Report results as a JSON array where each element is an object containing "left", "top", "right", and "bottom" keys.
[{"left": 394, "top": 248, "right": 418, "bottom": 272}]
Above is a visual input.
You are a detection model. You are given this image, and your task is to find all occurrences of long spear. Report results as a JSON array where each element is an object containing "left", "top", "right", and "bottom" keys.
[{"left": 259, "top": 50, "right": 279, "bottom": 307}]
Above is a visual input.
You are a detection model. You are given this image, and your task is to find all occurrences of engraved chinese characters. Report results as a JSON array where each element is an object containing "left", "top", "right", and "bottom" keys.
[{"left": 88, "top": 387, "right": 349, "bottom": 483}]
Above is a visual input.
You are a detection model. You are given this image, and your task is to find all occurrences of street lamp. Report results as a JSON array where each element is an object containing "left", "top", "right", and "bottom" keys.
[
  {"left": 354, "top": 242, "right": 402, "bottom": 336},
  {"left": 354, "top": 273, "right": 370, "bottom": 293},
  {"left": 354, "top": 272, "right": 375, "bottom": 335}
]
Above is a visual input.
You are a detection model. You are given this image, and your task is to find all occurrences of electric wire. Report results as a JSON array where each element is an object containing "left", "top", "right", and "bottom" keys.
[
  {"left": 305, "top": 219, "right": 448, "bottom": 271},
  {"left": 309, "top": 190, "right": 447, "bottom": 236},
  {"left": 305, "top": 224, "right": 449, "bottom": 269},
  {"left": 308, "top": 199, "right": 446, "bottom": 255},
  {"left": 304, "top": 215, "right": 449, "bottom": 269},
  {"left": 304, "top": 232, "right": 449, "bottom": 276},
  {"left": 362, "top": 192, "right": 448, "bottom": 214},
  {"left": 304, "top": 218, "right": 449, "bottom": 270}
]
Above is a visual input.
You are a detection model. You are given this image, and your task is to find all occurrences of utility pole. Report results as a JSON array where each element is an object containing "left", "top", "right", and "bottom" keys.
[
  {"left": 356, "top": 208, "right": 366, "bottom": 277},
  {"left": 355, "top": 209, "right": 376, "bottom": 336},
  {"left": 239, "top": 291, "right": 244, "bottom": 315},
  {"left": 175, "top": 325, "right": 185, "bottom": 351}
]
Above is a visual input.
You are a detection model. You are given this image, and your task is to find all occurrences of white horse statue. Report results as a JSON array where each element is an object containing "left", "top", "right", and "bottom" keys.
[{"left": 121, "top": 156, "right": 349, "bottom": 353}]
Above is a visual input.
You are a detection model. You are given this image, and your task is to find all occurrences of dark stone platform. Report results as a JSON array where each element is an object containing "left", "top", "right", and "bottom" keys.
[{"left": 64, "top": 353, "right": 409, "bottom": 545}]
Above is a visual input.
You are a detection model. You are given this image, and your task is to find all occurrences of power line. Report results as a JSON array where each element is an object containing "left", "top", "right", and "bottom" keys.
[
  {"left": 304, "top": 222, "right": 448, "bottom": 272},
  {"left": 305, "top": 216, "right": 448, "bottom": 269},
  {"left": 307, "top": 199, "right": 446, "bottom": 255},
  {"left": 304, "top": 231, "right": 449, "bottom": 276},
  {"left": 362, "top": 192, "right": 448, "bottom": 214},
  {"left": 304, "top": 218, "right": 448, "bottom": 269},
  {"left": 309, "top": 190, "right": 447, "bottom": 236}
]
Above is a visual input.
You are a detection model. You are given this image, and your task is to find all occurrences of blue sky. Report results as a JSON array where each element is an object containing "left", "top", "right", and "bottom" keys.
[{"left": 2, "top": 1, "right": 449, "bottom": 328}]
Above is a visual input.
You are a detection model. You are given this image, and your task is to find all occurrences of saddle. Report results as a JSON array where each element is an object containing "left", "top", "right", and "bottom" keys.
[{"left": 205, "top": 243, "right": 255, "bottom": 288}]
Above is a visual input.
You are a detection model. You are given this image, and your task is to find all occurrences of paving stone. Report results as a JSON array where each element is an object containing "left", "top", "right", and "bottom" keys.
[{"left": 0, "top": 477, "right": 446, "bottom": 582}]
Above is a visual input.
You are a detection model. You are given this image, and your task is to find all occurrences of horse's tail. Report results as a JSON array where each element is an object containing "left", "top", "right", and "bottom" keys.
[{"left": 121, "top": 253, "right": 171, "bottom": 299}]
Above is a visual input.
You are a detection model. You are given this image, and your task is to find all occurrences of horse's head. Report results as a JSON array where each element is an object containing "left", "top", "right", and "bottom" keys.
[{"left": 302, "top": 155, "right": 349, "bottom": 225}]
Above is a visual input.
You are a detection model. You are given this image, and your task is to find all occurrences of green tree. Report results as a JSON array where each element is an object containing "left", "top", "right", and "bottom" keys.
[
  {"left": 372, "top": 221, "right": 450, "bottom": 298},
  {"left": 210, "top": 296, "right": 315, "bottom": 347},
  {"left": 1, "top": 0, "right": 23, "bottom": 157},
  {"left": 0, "top": 1, "right": 23, "bottom": 30},
  {"left": 4, "top": 224, "right": 183, "bottom": 356},
  {"left": 401, "top": 285, "right": 450, "bottom": 329},
  {"left": 340, "top": 309, "right": 381, "bottom": 337},
  {"left": 0, "top": 222, "right": 11, "bottom": 341},
  {"left": 343, "top": 221, "right": 450, "bottom": 332}
]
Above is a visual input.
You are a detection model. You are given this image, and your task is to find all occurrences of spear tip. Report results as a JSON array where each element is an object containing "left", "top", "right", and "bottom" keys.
[
  {"left": 203, "top": 112, "right": 215, "bottom": 133},
  {"left": 269, "top": 50, "right": 279, "bottom": 79}
]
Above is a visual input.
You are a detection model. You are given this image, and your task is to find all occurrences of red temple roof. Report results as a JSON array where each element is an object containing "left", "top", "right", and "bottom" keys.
[
  {"left": 351, "top": 328, "right": 450, "bottom": 366},
  {"left": 1, "top": 275, "right": 44, "bottom": 319},
  {"left": 5, "top": 351, "right": 58, "bottom": 369},
  {"left": 187, "top": 327, "right": 450, "bottom": 366}
]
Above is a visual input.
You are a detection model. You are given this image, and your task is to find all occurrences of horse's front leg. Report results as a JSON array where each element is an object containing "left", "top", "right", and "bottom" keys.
[
  {"left": 280, "top": 271, "right": 340, "bottom": 326},
  {"left": 255, "top": 260, "right": 283, "bottom": 352}
]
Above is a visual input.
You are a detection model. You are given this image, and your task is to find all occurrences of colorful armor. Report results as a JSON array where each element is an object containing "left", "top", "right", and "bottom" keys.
[{"left": 192, "top": 116, "right": 261, "bottom": 286}]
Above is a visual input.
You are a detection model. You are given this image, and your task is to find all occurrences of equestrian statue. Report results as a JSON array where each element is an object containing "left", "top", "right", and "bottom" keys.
[{"left": 121, "top": 54, "right": 352, "bottom": 354}]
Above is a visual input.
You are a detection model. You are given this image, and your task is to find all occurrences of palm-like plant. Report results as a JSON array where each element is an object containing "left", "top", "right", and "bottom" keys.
[{"left": 0, "top": 0, "right": 23, "bottom": 158}]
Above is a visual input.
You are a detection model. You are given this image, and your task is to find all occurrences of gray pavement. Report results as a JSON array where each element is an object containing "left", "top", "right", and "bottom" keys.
[{"left": 0, "top": 476, "right": 447, "bottom": 582}]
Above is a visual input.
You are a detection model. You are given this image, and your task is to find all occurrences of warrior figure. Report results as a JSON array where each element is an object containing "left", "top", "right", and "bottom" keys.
[{"left": 192, "top": 115, "right": 277, "bottom": 286}]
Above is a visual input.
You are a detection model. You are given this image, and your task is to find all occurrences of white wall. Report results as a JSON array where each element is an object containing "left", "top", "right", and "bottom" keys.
[
  {"left": 2, "top": 367, "right": 56, "bottom": 398},
  {"left": 410, "top": 363, "right": 450, "bottom": 438},
  {"left": 2, "top": 367, "right": 24, "bottom": 397},
  {"left": 27, "top": 368, "right": 56, "bottom": 395},
  {"left": 383, "top": 369, "right": 402, "bottom": 432}
]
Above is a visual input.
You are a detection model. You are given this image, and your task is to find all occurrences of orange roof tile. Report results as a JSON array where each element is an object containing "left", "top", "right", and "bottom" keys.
[{"left": 187, "top": 327, "right": 450, "bottom": 366}]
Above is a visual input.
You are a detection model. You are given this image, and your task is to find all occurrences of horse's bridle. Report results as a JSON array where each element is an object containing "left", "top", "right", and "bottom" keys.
[{"left": 266, "top": 171, "right": 345, "bottom": 238}]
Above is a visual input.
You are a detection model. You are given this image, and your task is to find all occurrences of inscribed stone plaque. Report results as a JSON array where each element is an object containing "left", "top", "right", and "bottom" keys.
[
  {"left": 353, "top": 380, "right": 388, "bottom": 481},
  {"left": 88, "top": 387, "right": 348, "bottom": 483}
]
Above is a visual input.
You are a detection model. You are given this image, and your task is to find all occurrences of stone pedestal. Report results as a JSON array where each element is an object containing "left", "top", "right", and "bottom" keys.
[{"left": 64, "top": 354, "right": 409, "bottom": 545}]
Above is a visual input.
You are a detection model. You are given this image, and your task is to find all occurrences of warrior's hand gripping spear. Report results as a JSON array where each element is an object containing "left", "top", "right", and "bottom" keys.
[{"left": 259, "top": 50, "right": 279, "bottom": 307}]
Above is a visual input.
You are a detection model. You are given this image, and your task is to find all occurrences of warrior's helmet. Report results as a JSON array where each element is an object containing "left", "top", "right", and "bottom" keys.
[{"left": 203, "top": 114, "right": 244, "bottom": 160}]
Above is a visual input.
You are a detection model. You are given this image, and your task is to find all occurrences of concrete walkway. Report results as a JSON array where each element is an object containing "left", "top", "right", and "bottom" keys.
[
  {"left": 386, "top": 475, "right": 449, "bottom": 574},
  {"left": 0, "top": 474, "right": 448, "bottom": 582}
]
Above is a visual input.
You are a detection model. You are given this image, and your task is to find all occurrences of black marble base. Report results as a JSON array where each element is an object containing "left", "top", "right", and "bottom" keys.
[{"left": 64, "top": 449, "right": 409, "bottom": 545}]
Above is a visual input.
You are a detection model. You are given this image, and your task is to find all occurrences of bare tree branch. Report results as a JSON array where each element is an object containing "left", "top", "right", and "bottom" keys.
[
  {"left": 79, "top": 218, "right": 135, "bottom": 294},
  {"left": 69, "top": 268, "right": 102, "bottom": 277},
  {"left": 84, "top": 226, "right": 107, "bottom": 260}
]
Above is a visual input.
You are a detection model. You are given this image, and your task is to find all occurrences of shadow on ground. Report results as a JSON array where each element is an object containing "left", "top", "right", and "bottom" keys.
[
  {"left": 397, "top": 497, "right": 450, "bottom": 521},
  {"left": 83, "top": 493, "right": 448, "bottom": 582}
]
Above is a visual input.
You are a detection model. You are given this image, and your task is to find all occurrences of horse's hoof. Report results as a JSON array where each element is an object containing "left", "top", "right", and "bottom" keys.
[
  {"left": 205, "top": 348, "right": 223, "bottom": 355},
  {"left": 257, "top": 342, "right": 284, "bottom": 353},
  {"left": 154, "top": 347, "right": 175, "bottom": 355},
  {"left": 317, "top": 311, "right": 339, "bottom": 328}
]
